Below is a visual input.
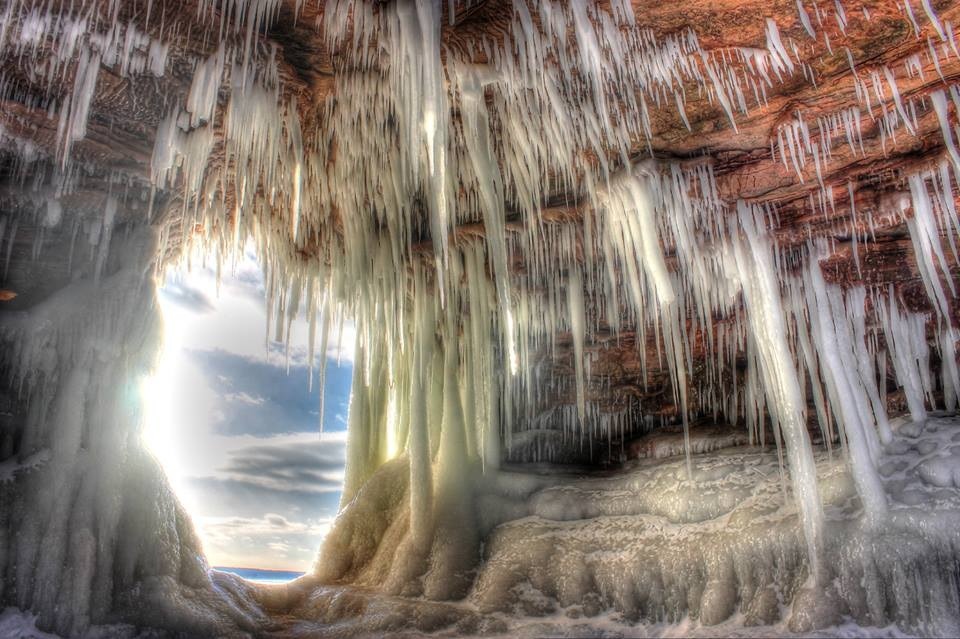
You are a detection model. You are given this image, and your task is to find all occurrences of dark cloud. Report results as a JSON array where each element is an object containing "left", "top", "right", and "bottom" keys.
[
  {"left": 160, "top": 282, "right": 216, "bottom": 313},
  {"left": 265, "top": 514, "right": 289, "bottom": 528},
  {"left": 186, "top": 349, "right": 352, "bottom": 437},
  {"left": 187, "top": 438, "right": 345, "bottom": 521},
  {"left": 217, "top": 271, "right": 267, "bottom": 305},
  {"left": 227, "top": 267, "right": 266, "bottom": 293},
  {"left": 220, "top": 439, "right": 347, "bottom": 489}
]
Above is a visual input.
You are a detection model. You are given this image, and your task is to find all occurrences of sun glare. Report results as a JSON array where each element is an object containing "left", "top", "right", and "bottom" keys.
[
  {"left": 134, "top": 249, "right": 352, "bottom": 573},
  {"left": 141, "top": 286, "right": 193, "bottom": 507}
]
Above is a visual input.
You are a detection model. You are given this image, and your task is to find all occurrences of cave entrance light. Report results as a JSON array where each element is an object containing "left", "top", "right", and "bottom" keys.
[{"left": 141, "top": 242, "right": 354, "bottom": 581}]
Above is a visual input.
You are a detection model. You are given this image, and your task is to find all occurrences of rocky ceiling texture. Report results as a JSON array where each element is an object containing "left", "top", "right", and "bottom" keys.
[{"left": 3, "top": 0, "right": 959, "bottom": 439}]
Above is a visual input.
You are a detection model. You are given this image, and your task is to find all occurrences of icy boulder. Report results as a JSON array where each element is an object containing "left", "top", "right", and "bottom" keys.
[{"left": 918, "top": 453, "right": 960, "bottom": 489}]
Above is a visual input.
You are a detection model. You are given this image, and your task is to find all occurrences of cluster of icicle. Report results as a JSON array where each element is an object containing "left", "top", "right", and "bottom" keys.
[
  {"left": 6, "top": 0, "right": 960, "bottom": 591},
  {"left": 0, "top": 0, "right": 173, "bottom": 167}
]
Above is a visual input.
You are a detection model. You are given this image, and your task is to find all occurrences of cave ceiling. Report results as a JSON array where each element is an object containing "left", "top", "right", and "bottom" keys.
[{"left": 1, "top": 0, "right": 959, "bottom": 425}]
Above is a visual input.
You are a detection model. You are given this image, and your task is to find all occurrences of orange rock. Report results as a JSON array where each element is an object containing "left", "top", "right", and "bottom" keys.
[{"left": 0, "top": 290, "right": 17, "bottom": 301}]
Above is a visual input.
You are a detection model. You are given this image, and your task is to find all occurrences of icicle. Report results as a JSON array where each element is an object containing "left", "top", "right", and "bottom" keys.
[
  {"left": 408, "top": 269, "right": 435, "bottom": 548},
  {"left": 729, "top": 201, "right": 826, "bottom": 582},
  {"left": 883, "top": 66, "right": 916, "bottom": 136},
  {"left": 93, "top": 197, "right": 117, "bottom": 285},
  {"left": 878, "top": 290, "right": 930, "bottom": 423},
  {"left": 796, "top": 1, "right": 817, "bottom": 37},
  {"left": 905, "top": 173, "right": 954, "bottom": 320},
  {"left": 766, "top": 19, "right": 796, "bottom": 78},
  {"left": 567, "top": 267, "right": 587, "bottom": 423},
  {"left": 2, "top": 218, "right": 17, "bottom": 282},
  {"left": 58, "top": 47, "right": 101, "bottom": 166},
  {"left": 903, "top": 0, "right": 922, "bottom": 36},
  {"left": 804, "top": 259, "right": 887, "bottom": 524},
  {"left": 932, "top": 90, "right": 960, "bottom": 181},
  {"left": 186, "top": 44, "right": 225, "bottom": 128}
]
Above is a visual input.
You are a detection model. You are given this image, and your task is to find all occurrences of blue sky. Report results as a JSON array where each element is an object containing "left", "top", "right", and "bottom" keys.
[{"left": 142, "top": 245, "right": 354, "bottom": 571}]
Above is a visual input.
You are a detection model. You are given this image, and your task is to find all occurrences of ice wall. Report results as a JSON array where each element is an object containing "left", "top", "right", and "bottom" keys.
[{"left": 0, "top": 215, "right": 266, "bottom": 636}]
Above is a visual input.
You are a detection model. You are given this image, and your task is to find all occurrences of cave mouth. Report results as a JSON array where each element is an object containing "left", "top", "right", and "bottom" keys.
[{"left": 140, "top": 245, "right": 354, "bottom": 579}]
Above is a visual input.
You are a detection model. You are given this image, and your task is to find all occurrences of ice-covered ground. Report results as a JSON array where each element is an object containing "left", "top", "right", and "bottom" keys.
[
  {"left": 262, "top": 582, "right": 922, "bottom": 638},
  {"left": 0, "top": 608, "right": 60, "bottom": 639},
  {"left": 8, "top": 415, "right": 960, "bottom": 638},
  {"left": 280, "top": 413, "right": 960, "bottom": 638}
]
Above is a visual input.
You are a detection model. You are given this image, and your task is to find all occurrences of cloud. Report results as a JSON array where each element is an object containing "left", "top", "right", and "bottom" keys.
[
  {"left": 188, "top": 475, "right": 342, "bottom": 521},
  {"left": 217, "top": 245, "right": 268, "bottom": 299},
  {"left": 225, "top": 391, "right": 265, "bottom": 406},
  {"left": 159, "top": 248, "right": 358, "bottom": 367},
  {"left": 265, "top": 513, "right": 289, "bottom": 528},
  {"left": 202, "top": 515, "right": 329, "bottom": 538},
  {"left": 160, "top": 281, "right": 216, "bottom": 313},
  {"left": 186, "top": 436, "right": 345, "bottom": 570},
  {"left": 198, "top": 514, "right": 334, "bottom": 571},
  {"left": 219, "top": 438, "right": 347, "bottom": 491},
  {"left": 185, "top": 348, "right": 352, "bottom": 437},
  {"left": 152, "top": 244, "right": 356, "bottom": 571},
  {"left": 186, "top": 435, "right": 346, "bottom": 522}
]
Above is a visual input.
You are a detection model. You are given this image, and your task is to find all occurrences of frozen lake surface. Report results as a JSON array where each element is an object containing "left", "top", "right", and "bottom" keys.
[{"left": 215, "top": 566, "right": 305, "bottom": 585}]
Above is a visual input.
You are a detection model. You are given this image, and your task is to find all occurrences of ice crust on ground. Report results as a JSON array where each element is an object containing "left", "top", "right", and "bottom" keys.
[
  {"left": 305, "top": 415, "right": 960, "bottom": 638},
  {"left": 0, "top": 607, "right": 60, "bottom": 639}
]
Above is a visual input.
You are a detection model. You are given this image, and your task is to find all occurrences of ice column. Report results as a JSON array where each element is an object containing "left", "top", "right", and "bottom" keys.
[
  {"left": 730, "top": 201, "right": 826, "bottom": 581},
  {"left": 804, "top": 262, "right": 887, "bottom": 526}
]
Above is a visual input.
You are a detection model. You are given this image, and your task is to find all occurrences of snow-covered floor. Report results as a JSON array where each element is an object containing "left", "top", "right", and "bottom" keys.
[
  {"left": 468, "top": 611, "right": 916, "bottom": 638},
  {"left": 0, "top": 608, "right": 60, "bottom": 639},
  {"left": 264, "top": 584, "right": 922, "bottom": 638},
  {"left": 9, "top": 415, "right": 960, "bottom": 638},
  {"left": 273, "top": 413, "right": 960, "bottom": 638}
]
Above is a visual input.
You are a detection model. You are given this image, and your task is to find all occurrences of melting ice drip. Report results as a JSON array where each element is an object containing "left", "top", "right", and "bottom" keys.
[{"left": 3, "top": 0, "right": 960, "bottom": 605}]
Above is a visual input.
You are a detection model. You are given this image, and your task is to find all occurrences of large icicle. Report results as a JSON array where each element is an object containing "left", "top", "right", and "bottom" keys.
[
  {"left": 803, "top": 258, "right": 887, "bottom": 526},
  {"left": 729, "top": 202, "right": 826, "bottom": 581}
]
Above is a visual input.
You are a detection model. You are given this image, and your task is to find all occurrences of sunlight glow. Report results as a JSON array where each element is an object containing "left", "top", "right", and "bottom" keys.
[
  {"left": 136, "top": 246, "right": 354, "bottom": 572},
  {"left": 141, "top": 281, "right": 200, "bottom": 514}
]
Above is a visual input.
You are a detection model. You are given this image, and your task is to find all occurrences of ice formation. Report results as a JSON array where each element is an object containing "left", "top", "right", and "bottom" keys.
[{"left": 2, "top": 0, "right": 960, "bottom": 636}]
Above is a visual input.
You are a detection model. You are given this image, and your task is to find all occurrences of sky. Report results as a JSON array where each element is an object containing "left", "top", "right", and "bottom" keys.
[{"left": 141, "top": 244, "right": 354, "bottom": 572}]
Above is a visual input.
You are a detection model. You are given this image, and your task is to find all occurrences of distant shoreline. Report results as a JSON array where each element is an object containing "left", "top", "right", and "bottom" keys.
[{"left": 214, "top": 566, "right": 306, "bottom": 584}]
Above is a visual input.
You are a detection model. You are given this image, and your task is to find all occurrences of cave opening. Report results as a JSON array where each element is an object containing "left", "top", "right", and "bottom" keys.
[{"left": 140, "top": 244, "right": 354, "bottom": 581}]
